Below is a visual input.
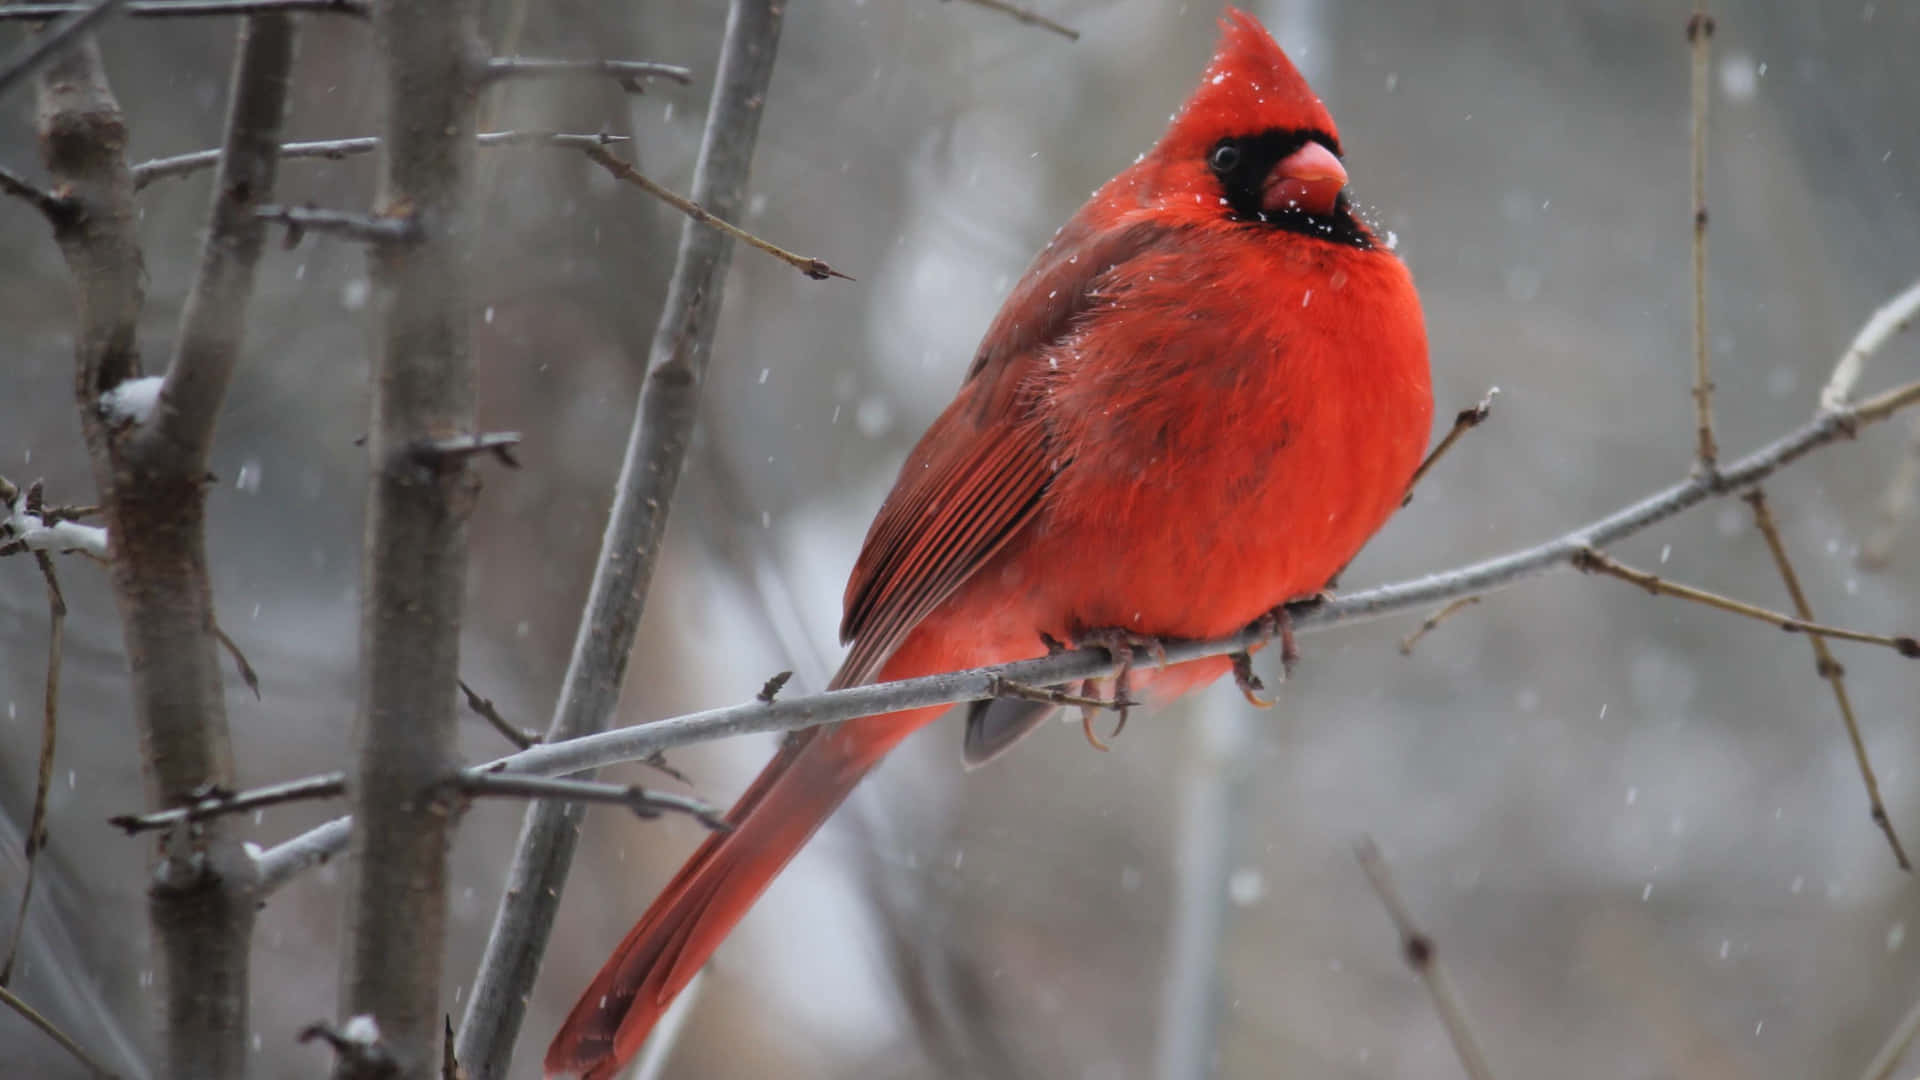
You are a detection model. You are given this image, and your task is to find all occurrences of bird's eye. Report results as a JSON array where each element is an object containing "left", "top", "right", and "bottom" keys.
[{"left": 1209, "top": 141, "right": 1241, "bottom": 174}]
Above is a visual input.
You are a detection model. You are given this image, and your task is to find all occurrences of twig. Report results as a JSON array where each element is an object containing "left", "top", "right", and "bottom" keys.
[
  {"left": 1860, "top": 413, "right": 1920, "bottom": 569},
  {"left": 0, "top": 0, "right": 364, "bottom": 17},
  {"left": 948, "top": 0, "right": 1079, "bottom": 41},
  {"left": 109, "top": 772, "right": 346, "bottom": 833},
  {"left": 459, "top": 680, "right": 540, "bottom": 750},
  {"left": 132, "top": 129, "right": 629, "bottom": 189},
  {"left": 332, "top": 0, "right": 479, "bottom": 1073},
  {"left": 756, "top": 670, "right": 793, "bottom": 703},
  {"left": 479, "top": 57, "right": 692, "bottom": 91},
  {"left": 457, "top": 4, "right": 790, "bottom": 1074},
  {"left": 442, "top": 1016, "right": 458, "bottom": 1080},
  {"left": 259, "top": 370, "right": 1920, "bottom": 893},
  {"left": 1860, "top": 992, "right": 1920, "bottom": 1080},
  {"left": 452, "top": 772, "right": 729, "bottom": 832},
  {"left": 299, "top": 1017, "right": 395, "bottom": 1075},
  {"left": 1822, "top": 278, "right": 1920, "bottom": 414},
  {"left": 0, "top": 983, "right": 120, "bottom": 1079},
  {"left": 1398, "top": 595, "right": 1483, "bottom": 656},
  {"left": 255, "top": 203, "right": 419, "bottom": 245},
  {"left": 0, "top": 543, "right": 65, "bottom": 984},
  {"left": 1404, "top": 387, "right": 1498, "bottom": 504},
  {"left": 989, "top": 674, "right": 1128, "bottom": 712},
  {"left": 0, "top": 0, "right": 124, "bottom": 100},
  {"left": 1354, "top": 837, "right": 1496, "bottom": 1080},
  {"left": 410, "top": 431, "right": 521, "bottom": 469},
  {"left": 1573, "top": 547, "right": 1920, "bottom": 656},
  {"left": 1743, "top": 489, "right": 1910, "bottom": 869},
  {"left": 211, "top": 622, "right": 260, "bottom": 698},
  {"left": 1687, "top": 5, "right": 1717, "bottom": 473},
  {"left": 579, "top": 143, "right": 850, "bottom": 282},
  {"left": 152, "top": 10, "right": 297, "bottom": 475},
  {"left": 253, "top": 815, "right": 349, "bottom": 892},
  {"left": 0, "top": 162, "right": 78, "bottom": 222},
  {"left": 0, "top": 489, "right": 110, "bottom": 558}
]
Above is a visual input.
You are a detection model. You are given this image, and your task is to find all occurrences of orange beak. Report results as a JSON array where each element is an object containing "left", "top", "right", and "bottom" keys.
[{"left": 1262, "top": 141, "right": 1347, "bottom": 217}]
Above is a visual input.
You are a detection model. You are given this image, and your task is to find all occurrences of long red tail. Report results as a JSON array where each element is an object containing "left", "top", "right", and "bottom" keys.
[{"left": 543, "top": 706, "right": 934, "bottom": 1079}]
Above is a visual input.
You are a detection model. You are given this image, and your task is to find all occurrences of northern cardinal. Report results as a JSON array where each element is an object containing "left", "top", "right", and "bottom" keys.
[{"left": 546, "top": 11, "right": 1432, "bottom": 1076}]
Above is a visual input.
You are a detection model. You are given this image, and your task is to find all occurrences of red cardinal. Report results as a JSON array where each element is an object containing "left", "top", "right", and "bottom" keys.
[{"left": 546, "top": 11, "right": 1432, "bottom": 1077}]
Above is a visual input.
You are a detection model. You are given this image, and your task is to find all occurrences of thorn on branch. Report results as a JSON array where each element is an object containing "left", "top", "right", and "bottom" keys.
[
  {"left": 946, "top": 0, "right": 1080, "bottom": 41},
  {"left": 578, "top": 143, "right": 853, "bottom": 281},
  {"left": 453, "top": 771, "right": 729, "bottom": 832},
  {"left": 300, "top": 1017, "right": 397, "bottom": 1078},
  {"left": 458, "top": 679, "right": 540, "bottom": 750},
  {"left": 756, "top": 670, "right": 793, "bottom": 703},
  {"left": 480, "top": 57, "right": 693, "bottom": 92},
  {"left": 256, "top": 203, "right": 420, "bottom": 247},
  {"left": 410, "top": 431, "right": 522, "bottom": 470}
]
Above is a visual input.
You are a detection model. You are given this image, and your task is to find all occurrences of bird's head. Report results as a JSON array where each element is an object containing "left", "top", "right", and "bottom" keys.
[{"left": 1120, "top": 9, "right": 1365, "bottom": 245}]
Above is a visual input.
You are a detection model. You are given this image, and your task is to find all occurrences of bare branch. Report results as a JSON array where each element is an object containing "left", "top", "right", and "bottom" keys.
[
  {"left": 948, "top": 0, "right": 1080, "bottom": 41},
  {"left": 257, "top": 370, "right": 1920, "bottom": 891},
  {"left": 1743, "top": 489, "right": 1910, "bottom": 869},
  {"left": 579, "top": 143, "right": 851, "bottom": 281},
  {"left": 452, "top": 772, "right": 728, "bottom": 831},
  {"left": 0, "top": 162, "right": 78, "bottom": 223},
  {"left": 132, "top": 129, "right": 629, "bottom": 189},
  {"left": 459, "top": 680, "right": 540, "bottom": 750},
  {"left": 1823, "top": 277, "right": 1920, "bottom": 414},
  {"left": 456, "top": 3, "right": 791, "bottom": 1074},
  {"left": 150, "top": 11, "right": 296, "bottom": 472},
  {"left": 0, "top": 0, "right": 123, "bottom": 100},
  {"left": 1573, "top": 547, "right": 1920, "bottom": 656},
  {"left": 0, "top": 542, "right": 65, "bottom": 984},
  {"left": 1398, "top": 595, "right": 1483, "bottom": 656},
  {"left": 331, "top": 0, "right": 480, "bottom": 1072},
  {"left": 1354, "top": 837, "right": 1497, "bottom": 1080},
  {"left": 0, "top": 983, "right": 120, "bottom": 1079},
  {"left": 410, "top": 430, "right": 521, "bottom": 469},
  {"left": 256, "top": 203, "right": 419, "bottom": 245},
  {"left": 479, "top": 57, "right": 692, "bottom": 91},
  {"left": 1, "top": 484, "right": 109, "bottom": 558},
  {"left": 211, "top": 621, "right": 260, "bottom": 698},
  {"left": 109, "top": 772, "right": 346, "bottom": 834},
  {"left": 254, "top": 815, "right": 350, "bottom": 892},
  {"left": 1404, "top": 386, "right": 1498, "bottom": 504},
  {"left": 0, "top": 0, "right": 365, "bottom": 17},
  {"left": 1687, "top": 5, "right": 1717, "bottom": 473}
]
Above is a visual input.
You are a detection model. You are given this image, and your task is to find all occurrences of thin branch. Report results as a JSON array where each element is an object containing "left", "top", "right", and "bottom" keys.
[
  {"left": 259, "top": 369, "right": 1920, "bottom": 894},
  {"left": 0, "top": 544, "right": 65, "bottom": 984},
  {"left": 255, "top": 203, "right": 419, "bottom": 245},
  {"left": 0, "top": 0, "right": 124, "bottom": 100},
  {"left": 1860, "top": 992, "right": 1920, "bottom": 1080},
  {"left": 211, "top": 622, "right": 260, "bottom": 698},
  {"left": 331, "top": 0, "right": 478, "bottom": 1073},
  {"left": 459, "top": 679, "right": 540, "bottom": 750},
  {"left": 0, "top": 983, "right": 120, "bottom": 1079},
  {"left": 456, "top": 3, "right": 789, "bottom": 1074},
  {"left": 452, "top": 772, "right": 728, "bottom": 831},
  {"left": 1687, "top": 5, "right": 1717, "bottom": 473},
  {"left": 133, "top": 130, "right": 628, "bottom": 189},
  {"left": 254, "top": 815, "right": 350, "bottom": 892},
  {"left": 0, "top": 0, "right": 364, "bottom": 17},
  {"left": 579, "top": 142, "right": 851, "bottom": 281},
  {"left": 0, "top": 162, "right": 78, "bottom": 222},
  {"left": 1822, "top": 277, "right": 1920, "bottom": 413},
  {"left": 479, "top": 57, "right": 693, "bottom": 91},
  {"left": 1743, "top": 489, "right": 1910, "bottom": 869},
  {"left": 411, "top": 430, "right": 522, "bottom": 469},
  {"left": 1354, "top": 837, "right": 1496, "bottom": 1080},
  {"left": 1404, "top": 387, "right": 1498, "bottom": 504},
  {"left": 1573, "top": 547, "right": 1920, "bottom": 656},
  {"left": 109, "top": 772, "right": 346, "bottom": 834},
  {"left": 948, "top": 0, "right": 1080, "bottom": 41},
  {"left": 1398, "top": 595, "right": 1483, "bottom": 656}
]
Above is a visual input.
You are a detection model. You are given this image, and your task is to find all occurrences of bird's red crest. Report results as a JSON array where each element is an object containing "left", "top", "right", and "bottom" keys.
[{"left": 1160, "top": 8, "right": 1338, "bottom": 158}]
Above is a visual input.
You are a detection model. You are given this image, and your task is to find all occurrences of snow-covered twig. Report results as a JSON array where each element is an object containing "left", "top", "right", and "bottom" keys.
[
  {"left": 131, "top": 129, "right": 630, "bottom": 189},
  {"left": 1822, "top": 278, "right": 1920, "bottom": 414}
]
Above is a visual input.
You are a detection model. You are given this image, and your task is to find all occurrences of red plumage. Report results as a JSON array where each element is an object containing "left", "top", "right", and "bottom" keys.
[{"left": 545, "top": 11, "right": 1432, "bottom": 1077}]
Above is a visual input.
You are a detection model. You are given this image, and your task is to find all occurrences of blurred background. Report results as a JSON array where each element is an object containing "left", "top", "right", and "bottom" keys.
[{"left": 3, "top": 0, "right": 1919, "bottom": 1076}]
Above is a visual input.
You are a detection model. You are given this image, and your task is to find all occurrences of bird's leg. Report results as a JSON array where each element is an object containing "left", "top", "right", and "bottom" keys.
[
  {"left": 1234, "top": 591, "right": 1329, "bottom": 703},
  {"left": 1072, "top": 628, "right": 1166, "bottom": 748}
]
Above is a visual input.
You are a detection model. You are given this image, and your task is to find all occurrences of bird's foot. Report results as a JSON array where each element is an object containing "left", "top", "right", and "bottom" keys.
[{"left": 1071, "top": 628, "right": 1168, "bottom": 749}]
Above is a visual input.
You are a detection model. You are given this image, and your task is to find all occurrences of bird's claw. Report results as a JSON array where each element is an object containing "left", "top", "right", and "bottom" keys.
[
  {"left": 1231, "top": 651, "right": 1272, "bottom": 707},
  {"left": 1071, "top": 627, "right": 1168, "bottom": 749}
]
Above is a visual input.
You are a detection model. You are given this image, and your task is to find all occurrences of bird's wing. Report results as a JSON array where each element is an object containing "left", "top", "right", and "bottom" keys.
[{"left": 834, "top": 219, "right": 1166, "bottom": 688}]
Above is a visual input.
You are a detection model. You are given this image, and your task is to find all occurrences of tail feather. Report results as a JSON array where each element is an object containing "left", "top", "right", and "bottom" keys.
[{"left": 543, "top": 709, "right": 931, "bottom": 1080}]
